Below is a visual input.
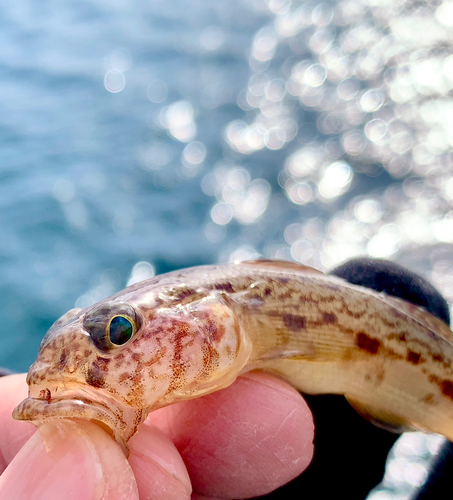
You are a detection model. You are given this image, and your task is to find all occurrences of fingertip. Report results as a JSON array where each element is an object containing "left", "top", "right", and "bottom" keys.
[
  {"left": 0, "top": 374, "right": 36, "bottom": 469},
  {"left": 0, "top": 419, "right": 138, "bottom": 500},
  {"left": 129, "top": 423, "right": 192, "bottom": 500}
]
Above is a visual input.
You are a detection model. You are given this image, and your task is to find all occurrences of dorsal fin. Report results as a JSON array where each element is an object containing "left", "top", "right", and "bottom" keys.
[
  {"left": 383, "top": 294, "right": 453, "bottom": 345},
  {"left": 238, "top": 259, "right": 324, "bottom": 275}
]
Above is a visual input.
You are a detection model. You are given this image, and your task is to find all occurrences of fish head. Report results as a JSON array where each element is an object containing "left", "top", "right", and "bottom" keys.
[{"left": 13, "top": 291, "right": 252, "bottom": 452}]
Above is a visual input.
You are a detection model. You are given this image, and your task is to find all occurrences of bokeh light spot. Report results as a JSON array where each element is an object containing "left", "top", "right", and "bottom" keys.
[
  {"left": 147, "top": 80, "right": 168, "bottom": 103},
  {"left": 160, "top": 100, "right": 196, "bottom": 142},
  {"left": 127, "top": 261, "right": 155, "bottom": 286},
  {"left": 318, "top": 161, "right": 353, "bottom": 199},
  {"left": 104, "top": 70, "right": 126, "bottom": 93}
]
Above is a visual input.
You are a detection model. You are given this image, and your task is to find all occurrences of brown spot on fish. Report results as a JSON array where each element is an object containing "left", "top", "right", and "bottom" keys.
[
  {"left": 429, "top": 374, "right": 453, "bottom": 401},
  {"left": 166, "top": 322, "right": 191, "bottom": 393},
  {"left": 173, "top": 287, "right": 197, "bottom": 300},
  {"left": 407, "top": 351, "right": 422, "bottom": 365},
  {"left": 442, "top": 380, "right": 453, "bottom": 400},
  {"left": 200, "top": 343, "right": 213, "bottom": 379},
  {"left": 423, "top": 394, "right": 435, "bottom": 405},
  {"left": 152, "top": 296, "right": 165, "bottom": 308},
  {"left": 383, "top": 348, "right": 403, "bottom": 361},
  {"left": 340, "top": 304, "right": 366, "bottom": 320},
  {"left": 214, "top": 282, "right": 235, "bottom": 293},
  {"left": 208, "top": 320, "right": 225, "bottom": 342},
  {"left": 282, "top": 313, "right": 306, "bottom": 331},
  {"left": 38, "top": 388, "right": 51, "bottom": 402},
  {"left": 114, "top": 352, "right": 126, "bottom": 369},
  {"left": 86, "top": 364, "right": 105, "bottom": 388},
  {"left": 323, "top": 312, "right": 337, "bottom": 325},
  {"left": 356, "top": 332, "right": 381, "bottom": 354},
  {"left": 278, "top": 289, "right": 294, "bottom": 301},
  {"left": 58, "top": 350, "right": 67, "bottom": 369},
  {"left": 96, "top": 357, "right": 111, "bottom": 372},
  {"left": 143, "top": 347, "right": 167, "bottom": 367},
  {"left": 133, "top": 409, "right": 145, "bottom": 428},
  {"left": 432, "top": 353, "right": 443, "bottom": 363}
]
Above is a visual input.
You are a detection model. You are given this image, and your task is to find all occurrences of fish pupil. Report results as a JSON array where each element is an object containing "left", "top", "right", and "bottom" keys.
[{"left": 109, "top": 316, "right": 133, "bottom": 345}]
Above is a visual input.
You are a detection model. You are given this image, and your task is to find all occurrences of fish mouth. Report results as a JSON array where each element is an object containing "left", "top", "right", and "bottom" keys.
[{"left": 12, "top": 388, "right": 146, "bottom": 455}]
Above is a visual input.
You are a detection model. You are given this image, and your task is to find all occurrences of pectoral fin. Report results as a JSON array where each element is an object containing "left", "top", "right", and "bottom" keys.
[{"left": 345, "top": 396, "right": 415, "bottom": 434}]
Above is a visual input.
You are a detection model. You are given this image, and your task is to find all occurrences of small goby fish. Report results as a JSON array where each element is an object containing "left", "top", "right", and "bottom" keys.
[{"left": 13, "top": 259, "right": 453, "bottom": 453}]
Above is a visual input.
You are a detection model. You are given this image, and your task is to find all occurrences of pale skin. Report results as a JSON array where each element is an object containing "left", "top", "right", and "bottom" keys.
[{"left": 0, "top": 372, "right": 315, "bottom": 500}]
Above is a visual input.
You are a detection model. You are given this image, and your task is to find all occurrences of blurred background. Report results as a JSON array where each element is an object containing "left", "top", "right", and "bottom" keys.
[{"left": 1, "top": 0, "right": 453, "bottom": 497}]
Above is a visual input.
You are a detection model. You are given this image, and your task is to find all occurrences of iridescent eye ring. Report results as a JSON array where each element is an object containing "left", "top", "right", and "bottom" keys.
[{"left": 108, "top": 315, "right": 135, "bottom": 346}]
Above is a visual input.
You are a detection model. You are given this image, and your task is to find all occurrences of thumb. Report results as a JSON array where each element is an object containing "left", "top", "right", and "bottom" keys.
[{"left": 0, "top": 419, "right": 138, "bottom": 500}]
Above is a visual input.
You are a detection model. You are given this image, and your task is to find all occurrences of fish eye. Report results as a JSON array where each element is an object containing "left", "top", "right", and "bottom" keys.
[
  {"left": 83, "top": 302, "right": 142, "bottom": 352},
  {"left": 108, "top": 315, "right": 135, "bottom": 345}
]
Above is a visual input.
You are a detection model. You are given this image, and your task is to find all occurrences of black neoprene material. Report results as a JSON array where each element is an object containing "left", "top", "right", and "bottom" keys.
[{"left": 331, "top": 258, "right": 450, "bottom": 325}]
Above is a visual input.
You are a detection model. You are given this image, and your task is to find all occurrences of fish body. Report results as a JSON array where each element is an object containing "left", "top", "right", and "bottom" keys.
[{"left": 13, "top": 260, "right": 453, "bottom": 451}]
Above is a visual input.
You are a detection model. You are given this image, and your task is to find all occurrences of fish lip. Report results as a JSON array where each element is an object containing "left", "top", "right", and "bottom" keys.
[
  {"left": 13, "top": 395, "right": 121, "bottom": 427},
  {"left": 12, "top": 392, "right": 141, "bottom": 455}
]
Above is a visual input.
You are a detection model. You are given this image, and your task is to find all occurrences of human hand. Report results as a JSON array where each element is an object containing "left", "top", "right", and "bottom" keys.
[{"left": 0, "top": 372, "right": 314, "bottom": 500}]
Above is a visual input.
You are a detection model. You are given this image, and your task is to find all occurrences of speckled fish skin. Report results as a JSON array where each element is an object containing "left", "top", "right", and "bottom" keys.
[{"left": 13, "top": 260, "right": 453, "bottom": 452}]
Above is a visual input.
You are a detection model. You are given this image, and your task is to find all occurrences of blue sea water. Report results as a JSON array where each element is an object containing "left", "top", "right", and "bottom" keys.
[
  {"left": 2, "top": 1, "right": 453, "bottom": 497},
  {"left": 0, "top": 0, "right": 269, "bottom": 370}
]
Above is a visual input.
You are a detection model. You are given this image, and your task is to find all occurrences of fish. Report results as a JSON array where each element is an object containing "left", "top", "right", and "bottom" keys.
[{"left": 12, "top": 259, "right": 453, "bottom": 454}]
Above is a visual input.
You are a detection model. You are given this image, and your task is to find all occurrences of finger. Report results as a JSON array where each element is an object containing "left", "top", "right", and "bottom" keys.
[
  {"left": 0, "top": 374, "right": 36, "bottom": 471},
  {"left": 0, "top": 419, "right": 138, "bottom": 500},
  {"left": 148, "top": 372, "right": 314, "bottom": 499},
  {"left": 1, "top": 375, "right": 192, "bottom": 500},
  {"left": 129, "top": 423, "right": 192, "bottom": 500}
]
